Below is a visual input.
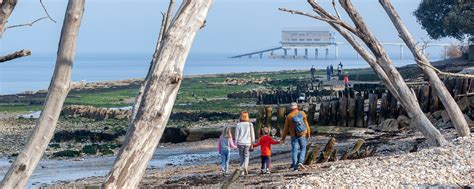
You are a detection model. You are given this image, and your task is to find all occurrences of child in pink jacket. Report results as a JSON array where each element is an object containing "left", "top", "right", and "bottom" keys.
[{"left": 217, "top": 126, "right": 237, "bottom": 175}]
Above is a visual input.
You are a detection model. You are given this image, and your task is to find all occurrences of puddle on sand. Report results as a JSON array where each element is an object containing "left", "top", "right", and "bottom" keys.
[{"left": 0, "top": 147, "right": 220, "bottom": 188}]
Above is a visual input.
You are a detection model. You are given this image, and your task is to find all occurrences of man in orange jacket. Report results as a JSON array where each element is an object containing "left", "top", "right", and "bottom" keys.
[{"left": 281, "top": 102, "right": 311, "bottom": 171}]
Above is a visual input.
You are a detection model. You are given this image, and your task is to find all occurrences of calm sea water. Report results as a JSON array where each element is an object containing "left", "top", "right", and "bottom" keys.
[{"left": 0, "top": 53, "right": 423, "bottom": 95}]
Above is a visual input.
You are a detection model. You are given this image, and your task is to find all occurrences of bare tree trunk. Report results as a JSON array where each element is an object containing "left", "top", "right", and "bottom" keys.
[
  {"left": 0, "top": 49, "right": 31, "bottom": 63},
  {"left": 0, "top": 0, "right": 84, "bottom": 188},
  {"left": 0, "top": 0, "right": 17, "bottom": 37},
  {"left": 130, "top": 1, "right": 174, "bottom": 123},
  {"left": 337, "top": 0, "right": 447, "bottom": 146},
  {"left": 379, "top": 0, "right": 470, "bottom": 137},
  {"left": 102, "top": 1, "right": 212, "bottom": 188},
  {"left": 281, "top": 0, "right": 447, "bottom": 146}
]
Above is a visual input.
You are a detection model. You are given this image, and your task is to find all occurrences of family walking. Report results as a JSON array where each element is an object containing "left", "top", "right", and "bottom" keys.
[{"left": 217, "top": 102, "right": 311, "bottom": 176}]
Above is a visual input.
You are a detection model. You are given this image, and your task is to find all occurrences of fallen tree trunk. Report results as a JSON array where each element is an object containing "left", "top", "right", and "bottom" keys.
[
  {"left": 102, "top": 1, "right": 213, "bottom": 188},
  {"left": 0, "top": 1, "right": 84, "bottom": 188},
  {"left": 379, "top": 0, "right": 470, "bottom": 137},
  {"left": 0, "top": 49, "right": 31, "bottom": 63}
]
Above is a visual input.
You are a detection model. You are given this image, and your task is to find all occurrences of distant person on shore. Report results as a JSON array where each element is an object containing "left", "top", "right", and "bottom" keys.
[
  {"left": 337, "top": 62, "right": 343, "bottom": 77},
  {"left": 310, "top": 65, "right": 316, "bottom": 79},
  {"left": 281, "top": 102, "right": 311, "bottom": 171},
  {"left": 344, "top": 72, "right": 350, "bottom": 88},
  {"left": 329, "top": 65, "right": 334, "bottom": 77},
  {"left": 253, "top": 127, "right": 280, "bottom": 174},
  {"left": 217, "top": 126, "right": 237, "bottom": 176},
  {"left": 234, "top": 111, "right": 255, "bottom": 175},
  {"left": 326, "top": 66, "right": 331, "bottom": 81}
]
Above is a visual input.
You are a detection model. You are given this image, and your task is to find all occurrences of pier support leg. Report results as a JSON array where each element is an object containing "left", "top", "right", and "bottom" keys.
[
  {"left": 249, "top": 55, "right": 252, "bottom": 58},
  {"left": 284, "top": 49, "right": 288, "bottom": 58},
  {"left": 294, "top": 48, "right": 298, "bottom": 58},
  {"left": 400, "top": 45, "right": 404, "bottom": 60},
  {"left": 325, "top": 48, "right": 329, "bottom": 59},
  {"left": 315, "top": 48, "right": 319, "bottom": 59},
  {"left": 305, "top": 48, "right": 308, "bottom": 59},
  {"left": 259, "top": 53, "right": 263, "bottom": 59}
]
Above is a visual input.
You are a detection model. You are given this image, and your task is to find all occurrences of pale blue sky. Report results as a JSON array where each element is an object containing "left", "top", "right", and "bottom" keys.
[{"left": 0, "top": 0, "right": 459, "bottom": 56}]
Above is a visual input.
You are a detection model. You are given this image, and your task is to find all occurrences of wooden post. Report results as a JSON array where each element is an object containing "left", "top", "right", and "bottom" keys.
[
  {"left": 347, "top": 98, "right": 356, "bottom": 127},
  {"left": 102, "top": 1, "right": 213, "bottom": 188},
  {"left": 265, "top": 106, "right": 273, "bottom": 129},
  {"left": 0, "top": 1, "right": 84, "bottom": 188},
  {"left": 380, "top": 93, "right": 389, "bottom": 122},
  {"left": 277, "top": 106, "right": 286, "bottom": 134},
  {"left": 338, "top": 96, "right": 348, "bottom": 127},
  {"left": 420, "top": 85, "right": 430, "bottom": 113},
  {"left": 318, "top": 102, "right": 329, "bottom": 126},
  {"left": 304, "top": 145, "right": 320, "bottom": 165},
  {"left": 256, "top": 107, "right": 264, "bottom": 139},
  {"left": 317, "top": 137, "right": 336, "bottom": 163},
  {"left": 307, "top": 103, "right": 316, "bottom": 126},
  {"left": 367, "top": 93, "right": 378, "bottom": 126},
  {"left": 389, "top": 92, "right": 398, "bottom": 118},
  {"left": 379, "top": 0, "right": 470, "bottom": 137},
  {"left": 356, "top": 95, "right": 365, "bottom": 127},
  {"left": 330, "top": 100, "right": 339, "bottom": 126}
]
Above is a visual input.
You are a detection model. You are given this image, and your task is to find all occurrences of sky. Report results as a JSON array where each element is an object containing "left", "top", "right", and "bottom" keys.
[{"left": 0, "top": 0, "right": 461, "bottom": 57}]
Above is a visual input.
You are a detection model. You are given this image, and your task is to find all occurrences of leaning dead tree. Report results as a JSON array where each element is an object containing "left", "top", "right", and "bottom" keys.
[
  {"left": 0, "top": 0, "right": 17, "bottom": 37},
  {"left": 102, "top": 1, "right": 213, "bottom": 188},
  {"left": 0, "top": 0, "right": 85, "bottom": 188},
  {"left": 0, "top": 49, "right": 31, "bottom": 63},
  {"left": 281, "top": 0, "right": 448, "bottom": 146},
  {"left": 379, "top": 0, "right": 470, "bottom": 137}
]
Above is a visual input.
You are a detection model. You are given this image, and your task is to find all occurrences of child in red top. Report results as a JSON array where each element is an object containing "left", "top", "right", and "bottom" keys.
[{"left": 253, "top": 127, "right": 280, "bottom": 174}]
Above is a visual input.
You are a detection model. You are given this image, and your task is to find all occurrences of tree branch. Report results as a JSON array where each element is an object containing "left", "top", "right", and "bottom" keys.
[
  {"left": 332, "top": 0, "right": 341, "bottom": 19},
  {"left": 5, "top": 16, "right": 48, "bottom": 29},
  {"left": 3, "top": 0, "right": 56, "bottom": 32},
  {"left": 0, "top": 49, "right": 31, "bottom": 63},
  {"left": 40, "top": 0, "right": 57, "bottom": 23},
  {"left": 278, "top": 8, "right": 342, "bottom": 24}
]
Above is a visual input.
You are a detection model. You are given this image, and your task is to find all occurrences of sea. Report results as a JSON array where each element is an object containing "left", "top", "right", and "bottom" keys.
[{"left": 0, "top": 53, "right": 433, "bottom": 95}]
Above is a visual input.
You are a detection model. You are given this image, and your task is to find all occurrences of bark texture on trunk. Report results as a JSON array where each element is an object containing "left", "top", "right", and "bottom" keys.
[
  {"left": 0, "top": 49, "right": 31, "bottom": 63},
  {"left": 0, "top": 0, "right": 17, "bottom": 37},
  {"left": 379, "top": 0, "right": 470, "bottom": 137},
  {"left": 0, "top": 1, "right": 84, "bottom": 188},
  {"left": 102, "top": 1, "right": 212, "bottom": 188}
]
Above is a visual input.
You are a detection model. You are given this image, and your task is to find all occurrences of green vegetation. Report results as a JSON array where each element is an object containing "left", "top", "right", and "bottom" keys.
[
  {"left": 53, "top": 150, "right": 80, "bottom": 158},
  {"left": 0, "top": 68, "right": 378, "bottom": 114}
]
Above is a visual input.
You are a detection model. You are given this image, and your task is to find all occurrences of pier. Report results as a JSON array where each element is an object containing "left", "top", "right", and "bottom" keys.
[{"left": 230, "top": 27, "right": 454, "bottom": 60}]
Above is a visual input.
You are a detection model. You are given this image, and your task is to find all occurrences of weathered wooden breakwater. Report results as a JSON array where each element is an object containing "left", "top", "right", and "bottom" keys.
[{"left": 254, "top": 78, "right": 473, "bottom": 130}]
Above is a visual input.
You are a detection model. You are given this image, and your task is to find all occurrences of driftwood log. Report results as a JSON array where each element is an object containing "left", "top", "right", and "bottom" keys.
[
  {"left": 0, "top": 1, "right": 85, "bottom": 188},
  {"left": 0, "top": 49, "right": 31, "bottom": 63},
  {"left": 102, "top": 1, "right": 213, "bottom": 188}
]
